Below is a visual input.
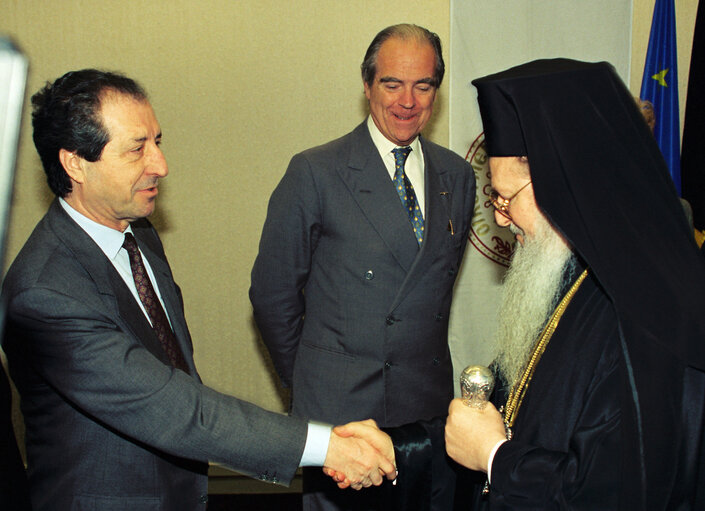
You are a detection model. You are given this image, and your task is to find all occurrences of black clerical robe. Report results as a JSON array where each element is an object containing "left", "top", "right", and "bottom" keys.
[
  {"left": 458, "top": 267, "right": 704, "bottom": 510},
  {"left": 480, "top": 270, "right": 621, "bottom": 509},
  {"left": 392, "top": 265, "right": 704, "bottom": 510},
  {"left": 0, "top": 365, "right": 30, "bottom": 510},
  {"left": 391, "top": 269, "right": 623, "bottom": 510}
]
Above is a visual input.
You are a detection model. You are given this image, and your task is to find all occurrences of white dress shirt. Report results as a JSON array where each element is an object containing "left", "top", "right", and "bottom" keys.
[
  {"left": 366, "top": 116, "right": 426, "bottom": 217},
  {"left": 59, "top": 198, "right": 168, "bottom": 326}
]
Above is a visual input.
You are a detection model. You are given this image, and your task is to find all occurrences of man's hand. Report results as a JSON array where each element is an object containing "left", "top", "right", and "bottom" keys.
[
  {"left": 322, "top": 419, "right": 396, "bottom": 490},
  {"left": 445, "top": 398, "right": 506, "bottom": 472}
]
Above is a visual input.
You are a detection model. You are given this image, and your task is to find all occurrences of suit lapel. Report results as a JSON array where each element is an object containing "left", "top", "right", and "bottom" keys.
[
  {"left": 335, "top": 126, "right": 456, "bottom": 311},
  {"left": 132, "top": 228, "right": 198, "bottom": 376},
  {"left": 45, "top": 201, "right": 190, "bottom": 372},
  {"left": 336, "top": 123, "right": 419, "bottom": 272},
  {"left": 389, "top": 139, "right": 453, "bottom": 311},
  {"left": 110, "top": 269, "right": 173, "bottom": 367}
]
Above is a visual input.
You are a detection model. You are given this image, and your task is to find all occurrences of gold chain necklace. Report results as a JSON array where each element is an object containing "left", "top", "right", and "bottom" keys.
[{"left": 502, "top": 268, "right": 589, "bottom": 434}]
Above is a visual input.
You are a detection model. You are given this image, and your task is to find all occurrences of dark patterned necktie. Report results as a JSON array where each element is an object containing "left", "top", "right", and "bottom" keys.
[
  {"left": 392, "top": 146, "right": 425, "bottom": 245},
  {"left": 122, "top": 233, "right": 189, "bottom": 372}
]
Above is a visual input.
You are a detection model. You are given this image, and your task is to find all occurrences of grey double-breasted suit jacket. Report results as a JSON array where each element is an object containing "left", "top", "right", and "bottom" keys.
[
  {"left": 250, "top": 122, "right": 476, "bottom": 428},
  {"left": 2, "top": 200, "right": 307, "bottom": 511}
]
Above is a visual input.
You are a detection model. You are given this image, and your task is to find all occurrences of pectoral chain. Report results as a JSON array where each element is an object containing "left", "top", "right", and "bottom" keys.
[{"left": 482, "top": 268, "right": 588, "bottom": 496}]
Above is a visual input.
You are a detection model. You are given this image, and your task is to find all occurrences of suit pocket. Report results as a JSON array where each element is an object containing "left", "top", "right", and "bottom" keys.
[
  {"left": 292, "top": 342, "right": 354, "bottom": 421},
  {"left": 71, "top": 495, "right": 160, "bottom": 511}
]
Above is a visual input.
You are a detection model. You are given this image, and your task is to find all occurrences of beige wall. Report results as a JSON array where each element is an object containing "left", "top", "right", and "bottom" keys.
[
  {"left": 1, "top": 0, "right": 700, "bottom": 427},
  {"left": 1, "top": 0, "right": 451, "bottom": 414}
]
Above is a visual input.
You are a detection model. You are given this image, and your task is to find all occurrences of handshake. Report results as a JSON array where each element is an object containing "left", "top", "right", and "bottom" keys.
[
  {"left": 322, "top": 419, "right": 396, "bottom": 490},
  {"left": 321, "top": 396, "right": 508, "bottom": 491}
]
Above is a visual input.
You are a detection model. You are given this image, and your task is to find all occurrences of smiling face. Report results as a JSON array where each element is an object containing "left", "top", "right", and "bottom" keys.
[
  {"left": 363, "top": 36, "right": 437, "bottom": 146},
  {"left": 62, "top": 92, "right": 168, "bottom": 231}
]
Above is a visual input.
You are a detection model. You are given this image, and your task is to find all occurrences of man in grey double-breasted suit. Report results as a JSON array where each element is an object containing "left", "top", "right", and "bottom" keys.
[
  {"left": 250, "top": 24, "right": 476, "bottom": 510},
  {"left": 2, "top": 70, "right": 396, "bottom": 511}
]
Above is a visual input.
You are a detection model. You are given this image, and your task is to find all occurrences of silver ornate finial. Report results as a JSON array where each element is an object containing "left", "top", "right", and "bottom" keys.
[{"left": 460, "top": 365, "right": 495, "bottom": 409}]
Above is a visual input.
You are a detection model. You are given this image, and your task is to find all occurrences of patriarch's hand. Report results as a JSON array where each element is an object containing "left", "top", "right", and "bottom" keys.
[{"left": 445, "top": 398, "right": 506, "bottom": 472}]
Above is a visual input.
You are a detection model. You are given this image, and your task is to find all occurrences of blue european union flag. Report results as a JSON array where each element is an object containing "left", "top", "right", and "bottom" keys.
[{"left": 640, "top": 0, "right": 681, "bottom": 194}]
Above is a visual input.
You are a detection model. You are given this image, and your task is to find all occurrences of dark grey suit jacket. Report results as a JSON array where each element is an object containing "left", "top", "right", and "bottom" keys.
[
  {"left": 250, "top": 122, "right": 476, "bottom": 428},
  {"left": 2, "top": 200, "right": 308, "bottom": 511}
]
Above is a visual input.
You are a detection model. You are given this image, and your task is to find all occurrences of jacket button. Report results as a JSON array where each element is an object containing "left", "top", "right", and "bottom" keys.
[
  {"left": 432, "top": 357, "right": 440, "bottom": 366},
  {"left": 435, "top": 313, "right": 444, "bottom": 321},
  {"left": 386, "top": 315, "right": 395, "bottom": 325},
  {"left": 199, "top": 495, "right": 208, "bottom": 504},
  {"left": 384, "top": 361, "right": 392, "bottom": 369},
  {"left": 365, "top": 270, "right": 374, "bottom": 280},
  {"left": 448, "top": 268, "right": 456, "bottom": 276}
]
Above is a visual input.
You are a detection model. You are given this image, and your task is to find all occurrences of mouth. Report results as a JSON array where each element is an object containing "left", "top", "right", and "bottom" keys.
[
  {"left": 392, "top": 112, "right": 416, "bottom": 121},
  {"left": 138, "top": 186, "right": 158, "bottom": 197}
]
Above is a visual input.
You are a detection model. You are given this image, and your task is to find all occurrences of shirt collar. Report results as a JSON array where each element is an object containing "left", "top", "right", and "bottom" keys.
[
  {"left": 59, "top": 198, "right": 133, "bottom": 261},
  {"left": 366, "top": 115, "right": 422, "bottom": 158}
]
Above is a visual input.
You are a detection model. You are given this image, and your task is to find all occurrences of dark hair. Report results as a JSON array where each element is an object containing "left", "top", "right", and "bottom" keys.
[
  {"left": 361, "top": 24, "right": 444, "bottom": 88},
  {"left": 31, "top": 69, "right": 147, "bottom": 197}
]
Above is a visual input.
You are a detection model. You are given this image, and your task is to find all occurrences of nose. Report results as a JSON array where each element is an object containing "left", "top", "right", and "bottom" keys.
[
  {"left": 146, "top": 143, "right": 169, "bottom": 178},
  {"left": 494, "top": 210, "right": 511, "bottom": 227},
  {"left": 399, "top": 86, "right": 415, "bottom": 109}
]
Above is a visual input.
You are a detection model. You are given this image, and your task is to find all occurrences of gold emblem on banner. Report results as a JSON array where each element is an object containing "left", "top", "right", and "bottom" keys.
[{"left": 465, "top": 133, "right": 516, "bottom": 267}]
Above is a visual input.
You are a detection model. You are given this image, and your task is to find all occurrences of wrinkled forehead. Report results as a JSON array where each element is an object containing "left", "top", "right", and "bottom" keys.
[{"left": 98, "top": 92, "right": 159, "bottom": 142}]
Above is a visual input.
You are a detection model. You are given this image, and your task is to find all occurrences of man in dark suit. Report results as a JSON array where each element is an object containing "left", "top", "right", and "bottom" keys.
[
  {"left": 1, "top": 69, "right": 396, "bottom": 511},
  {"left": 250, "top": 24, "right": 475, "bottom": 510}
]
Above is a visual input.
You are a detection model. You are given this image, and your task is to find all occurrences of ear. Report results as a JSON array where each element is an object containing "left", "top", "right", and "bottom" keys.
[
  {"left": 363, "top": 80, "right": 371, "bottom": 101},
  {"left": 59, "top": 148, "right": 86, "bottom": 184}
]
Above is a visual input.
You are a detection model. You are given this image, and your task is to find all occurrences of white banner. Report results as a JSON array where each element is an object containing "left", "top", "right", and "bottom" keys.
[{"left": 448, "top": 0, "right": 633, "bottom": 394}]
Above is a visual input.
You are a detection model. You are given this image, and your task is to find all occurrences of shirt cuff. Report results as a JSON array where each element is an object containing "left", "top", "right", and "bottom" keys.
[
  {"left": 299, "top": 421, "right": 332, "bottom": 467},
  {"left": 487, "top": 439, "right": 507, "bottom": 484}
]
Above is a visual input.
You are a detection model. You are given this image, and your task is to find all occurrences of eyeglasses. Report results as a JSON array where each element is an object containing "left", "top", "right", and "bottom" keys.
[{"left": 489, "top": 181, "right": 532, "bottom": 221}]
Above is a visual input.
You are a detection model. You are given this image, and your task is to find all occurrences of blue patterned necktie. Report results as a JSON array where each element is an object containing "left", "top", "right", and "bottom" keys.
[
  {"left": 392, "top": 146, "right": 424, "bottom": 245},
  {"left": 123, "top": 233, "right": 189, "bottom": 373}
]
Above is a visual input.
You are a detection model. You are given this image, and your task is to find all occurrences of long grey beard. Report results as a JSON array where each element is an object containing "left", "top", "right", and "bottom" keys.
[{"left": 494, "top": 215, "right": 576, "bottom": 389}]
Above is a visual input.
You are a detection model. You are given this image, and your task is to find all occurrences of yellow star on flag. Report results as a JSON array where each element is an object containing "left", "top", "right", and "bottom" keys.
[{"left": 651, "top": 68, "right": 669, "bottom": 87}]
